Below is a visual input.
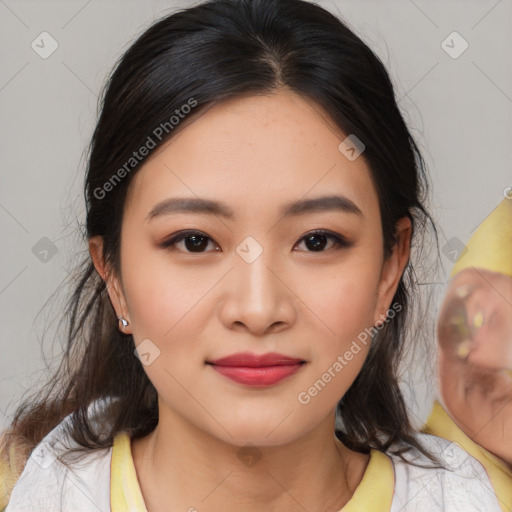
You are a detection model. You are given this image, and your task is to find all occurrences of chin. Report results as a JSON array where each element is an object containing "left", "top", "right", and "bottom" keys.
[{"left": 209, "top": 417, "right": 310, "bottom": 449}]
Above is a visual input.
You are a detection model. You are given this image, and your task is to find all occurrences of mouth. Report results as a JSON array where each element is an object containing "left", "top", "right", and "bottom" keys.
[{"left": 206, "top": 352, "right": 306, "bottom": 387}]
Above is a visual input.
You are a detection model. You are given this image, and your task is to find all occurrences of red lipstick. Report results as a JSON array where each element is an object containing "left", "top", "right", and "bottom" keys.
[{"left": 207, "top": 352, "right": 305, "bottom": 386}]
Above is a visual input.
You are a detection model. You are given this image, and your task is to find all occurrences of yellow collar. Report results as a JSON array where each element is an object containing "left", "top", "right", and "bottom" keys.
[
  {"left": 339, "top": 448, "right": 394, "bottom": 512},
  {"left": 423, "top": 400, "right": 512, "bottom": 512},
  {"left": 111, "top": 432, "right": 394, "bottom": 512},
  {"left": 111, "top": 432, "right": 147, "bottom": 511}
]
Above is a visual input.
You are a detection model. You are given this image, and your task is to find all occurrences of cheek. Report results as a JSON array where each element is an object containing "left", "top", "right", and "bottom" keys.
[
  {"left": 119, "top": 244, "right": 214, "bottom": 402},
  {"left": 302, "top": 260, "right": 382, "bottom": 346},
  {"left": 121, "top": 243, "right": 215, "bottom": 340},
  {"left": 293, "top": 260, "right": 382, "bottom": 402}
]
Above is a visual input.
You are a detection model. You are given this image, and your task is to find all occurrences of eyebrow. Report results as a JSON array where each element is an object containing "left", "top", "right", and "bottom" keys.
[{"left": 146, "top": 194, "right": 363, "bottom": 222}]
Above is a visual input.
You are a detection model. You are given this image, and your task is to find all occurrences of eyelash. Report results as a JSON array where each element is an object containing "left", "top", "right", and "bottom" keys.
[{"left": 160, "top": 229, "right": 351, "bottom": 253}]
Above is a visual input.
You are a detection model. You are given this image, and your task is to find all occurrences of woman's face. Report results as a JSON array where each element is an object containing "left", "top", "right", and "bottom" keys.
[{"left": 91, "top": 89, "right": 410, "bottom": 447}]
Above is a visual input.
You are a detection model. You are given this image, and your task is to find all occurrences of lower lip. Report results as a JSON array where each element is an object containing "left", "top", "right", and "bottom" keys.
[{"left": 210, "top": 363, "right": 304, "bottom": 386}]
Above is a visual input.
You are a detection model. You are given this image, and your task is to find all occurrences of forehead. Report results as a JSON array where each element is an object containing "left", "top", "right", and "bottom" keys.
[{"left": 123, "top": 90, "right": 379, "bottom": 223}]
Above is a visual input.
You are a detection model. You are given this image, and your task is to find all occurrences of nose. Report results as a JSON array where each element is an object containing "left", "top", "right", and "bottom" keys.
[{"left": 218, "top": 243, "right": 296, "bottom": 336}]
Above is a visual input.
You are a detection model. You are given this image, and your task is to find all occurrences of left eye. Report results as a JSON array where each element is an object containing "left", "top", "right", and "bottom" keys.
[{"left": 160, "top": 229, "right": 349, "bottom": 253}]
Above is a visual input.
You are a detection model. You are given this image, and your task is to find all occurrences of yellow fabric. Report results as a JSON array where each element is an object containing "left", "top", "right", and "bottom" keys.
[
  {"left": 0, "top": 456, "right": 13, "bottom": 512},
  {"left": 422, "top": 400, "right": 512, "bottom": 512},
  {"left": 111, "top": 431, "right": 394, "bottom": 512},
  {"left": 111, "top": 432, "right": 148, "bottom": 512},
  {"left": 339, "top": 449, "right": 394, "bottom": 512},
  {"left": 0, "top": 434, "right": 28, "bottom": 512},
  {"left": 0, "top": 458, "right": 9, "bottom": 512},
  {"left": 451, "top": 198, "right": 512, "bottom": 278}
]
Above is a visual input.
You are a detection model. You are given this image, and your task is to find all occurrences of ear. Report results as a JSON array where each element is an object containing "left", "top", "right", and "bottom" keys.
[
  {"left": 373, "top": 216, "right": 412, "bottom": 324},
  {"left": 88, "top": 236, "right": 132, "bottom": 334}
]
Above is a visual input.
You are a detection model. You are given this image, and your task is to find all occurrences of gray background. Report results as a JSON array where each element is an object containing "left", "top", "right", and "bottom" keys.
[{"left": 1, "top": 0, "right": 511, "bottom": 430}]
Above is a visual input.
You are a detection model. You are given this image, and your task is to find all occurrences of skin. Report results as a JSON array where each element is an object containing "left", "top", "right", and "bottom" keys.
[
  {"left": 89, "top": 89, "right": 412, "bottom": 511},
  {"left": 438, "top": 267, "right": 512, "bottom": 467}
]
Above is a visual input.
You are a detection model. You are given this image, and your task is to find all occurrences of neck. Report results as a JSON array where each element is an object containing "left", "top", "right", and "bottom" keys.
[{"left": 131, "top": 406, "right": 368, "bottom": 512}]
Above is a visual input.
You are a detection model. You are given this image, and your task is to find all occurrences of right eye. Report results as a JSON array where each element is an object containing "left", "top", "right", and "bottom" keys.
[{"left": 160, "top": 230, "right": 220, "bottom": 253}]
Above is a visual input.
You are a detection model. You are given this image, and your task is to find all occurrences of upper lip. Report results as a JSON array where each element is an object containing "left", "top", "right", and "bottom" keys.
[{"left": 208, "top": 352, "right": 305, "bottom": 367}]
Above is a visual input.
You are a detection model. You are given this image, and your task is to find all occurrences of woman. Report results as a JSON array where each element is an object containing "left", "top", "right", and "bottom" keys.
[{"left": 0, "top": 0, "right": 503, "bottom": 510}]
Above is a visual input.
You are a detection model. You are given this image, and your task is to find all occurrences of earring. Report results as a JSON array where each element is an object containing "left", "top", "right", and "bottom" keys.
[{"left": 118, "top": 316, "right": 129, "bottom": 328}]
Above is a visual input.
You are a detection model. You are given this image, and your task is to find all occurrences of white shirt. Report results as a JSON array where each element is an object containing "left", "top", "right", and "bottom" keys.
[{"left": 4, "top": 407, "right": 503, "bottom": 512}]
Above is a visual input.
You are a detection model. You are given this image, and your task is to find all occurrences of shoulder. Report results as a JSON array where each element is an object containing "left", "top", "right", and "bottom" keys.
[
  {"left": 5, "top": 401, "right": 113, "bottom": 512},
  {"left": 388, "top": 433, "right": 502, "bottom": 512}
]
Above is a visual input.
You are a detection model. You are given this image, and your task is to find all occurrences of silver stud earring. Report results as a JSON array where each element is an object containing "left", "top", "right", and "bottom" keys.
[{"left": 118, "top": 316, "right": 129, "bottom": 328}]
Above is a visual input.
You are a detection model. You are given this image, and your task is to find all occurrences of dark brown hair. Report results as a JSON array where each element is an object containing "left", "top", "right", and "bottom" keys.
[{"left": 2, "top": 0, "right": 441, "bottom": 475}]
